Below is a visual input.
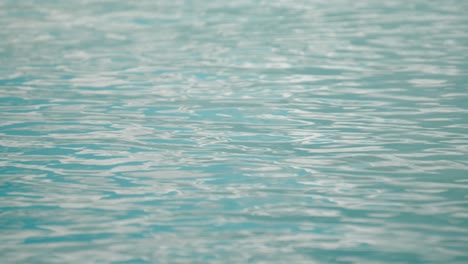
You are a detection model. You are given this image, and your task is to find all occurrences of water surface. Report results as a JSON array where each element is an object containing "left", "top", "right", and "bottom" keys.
[{"left": 1, "top": 0, "right": 468, "bottom": 263}]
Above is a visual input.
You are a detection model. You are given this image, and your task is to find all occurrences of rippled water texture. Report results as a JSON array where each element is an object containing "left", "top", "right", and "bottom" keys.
[{"left": 1, "top": 0, "right": 468, "bottom": 263}]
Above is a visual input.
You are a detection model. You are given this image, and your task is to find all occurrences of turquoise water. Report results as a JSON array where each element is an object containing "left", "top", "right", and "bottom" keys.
[{"left": 1, "top": 0, "right": 468, "bottom": 263}]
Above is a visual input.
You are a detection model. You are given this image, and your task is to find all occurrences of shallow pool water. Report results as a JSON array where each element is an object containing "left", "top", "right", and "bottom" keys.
[{"left": 1, "top": 0, "right": 468, "bottom": 263}]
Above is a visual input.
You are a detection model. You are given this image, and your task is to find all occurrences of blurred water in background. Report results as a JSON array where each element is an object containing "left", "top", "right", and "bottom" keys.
[{"left": 1, "top": 0, "right": 468, "bottom": 263}]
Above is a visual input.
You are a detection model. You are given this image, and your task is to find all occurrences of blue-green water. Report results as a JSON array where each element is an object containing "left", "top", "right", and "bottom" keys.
[{"left": 1, "top": 0, "right": 468, "bottom": 263}]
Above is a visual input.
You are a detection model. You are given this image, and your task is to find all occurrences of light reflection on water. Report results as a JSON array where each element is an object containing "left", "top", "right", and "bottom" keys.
[{"left": 1, "top": 0, "right": 468, "bottom": 263}]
